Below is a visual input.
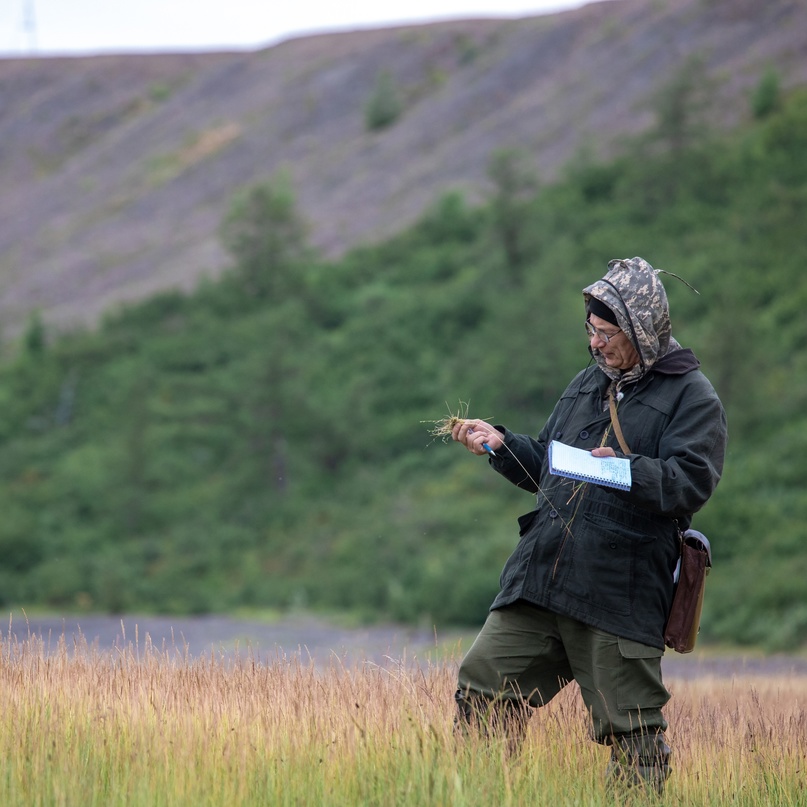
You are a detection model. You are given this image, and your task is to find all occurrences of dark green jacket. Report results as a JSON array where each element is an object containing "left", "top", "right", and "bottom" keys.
[{"left": 488, "top": 349, "right": 727, "bottom": 648}]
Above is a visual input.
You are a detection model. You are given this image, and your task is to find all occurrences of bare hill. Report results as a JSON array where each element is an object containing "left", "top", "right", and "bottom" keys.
[{"left": 1, "top": 0, "right": 805, "bottom": 335}]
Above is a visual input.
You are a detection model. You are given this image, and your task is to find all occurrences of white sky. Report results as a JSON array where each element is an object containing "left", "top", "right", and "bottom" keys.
[{"left": 0, "top": 0, "right": 604, "bottom": 57}]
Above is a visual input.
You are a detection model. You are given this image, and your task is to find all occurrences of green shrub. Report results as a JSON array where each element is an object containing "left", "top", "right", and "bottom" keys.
[
  {"left": 364, "top": 70, "right": 403, "bottom": 131},
  {"left": 751, "top": 67, "right": 781, "bottom": 119}
]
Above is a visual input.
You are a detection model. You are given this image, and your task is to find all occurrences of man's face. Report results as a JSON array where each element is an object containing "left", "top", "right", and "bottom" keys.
[{"left": 587, "top": 314, "right": 640, "bottom": 370}]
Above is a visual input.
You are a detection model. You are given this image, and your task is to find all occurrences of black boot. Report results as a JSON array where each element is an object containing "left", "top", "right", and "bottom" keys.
[
  {"left": 606, "top": 730, "right": 671, "bottom": 795},
  {"left": 454, "top": 689, "right": 530, "bottom": 755}
]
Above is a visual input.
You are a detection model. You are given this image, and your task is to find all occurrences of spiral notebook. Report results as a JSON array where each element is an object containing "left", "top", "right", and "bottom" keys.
[{"left": 548, "top": 440, "right": 632, "bottom": 491}]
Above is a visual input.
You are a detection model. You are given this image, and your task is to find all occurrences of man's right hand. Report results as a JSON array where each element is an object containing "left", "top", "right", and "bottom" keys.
[{"left": 452, "top": 419, "right": 504, "bottom": 456}]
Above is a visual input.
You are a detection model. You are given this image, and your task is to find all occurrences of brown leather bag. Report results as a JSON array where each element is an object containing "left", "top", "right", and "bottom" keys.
[{"left": 664, "top": 529, "right": 712, "bottom": 653}]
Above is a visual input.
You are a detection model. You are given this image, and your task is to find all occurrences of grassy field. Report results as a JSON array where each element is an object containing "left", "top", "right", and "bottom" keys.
[{"left": 1, "top": 632, "right": 805, "bottom": 806}]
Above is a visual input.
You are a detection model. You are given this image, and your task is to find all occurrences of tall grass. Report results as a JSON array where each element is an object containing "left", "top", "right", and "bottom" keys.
[{"left": 1, "top": 629, "right": 805, "bottom": 806}]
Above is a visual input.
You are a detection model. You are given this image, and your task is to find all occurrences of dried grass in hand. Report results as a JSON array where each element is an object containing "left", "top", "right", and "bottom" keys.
[{"left": 422, "top": 401, "right": 479, "bottom": 443}]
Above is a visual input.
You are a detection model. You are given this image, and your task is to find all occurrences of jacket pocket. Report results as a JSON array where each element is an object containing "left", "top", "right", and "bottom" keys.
[
  {"left": 561, "top": 511, "right": 650, "bottom": 616},
  {"left": 517, "top": 508, "right": 540, "bottom": 536}
]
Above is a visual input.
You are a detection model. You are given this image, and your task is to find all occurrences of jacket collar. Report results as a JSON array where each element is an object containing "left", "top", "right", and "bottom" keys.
[
  {"left": 652, "top": 347, "right": 700, "bottom": 375},
  {"left": 584, "top": 347, "right": 700, "bottom": 394}
]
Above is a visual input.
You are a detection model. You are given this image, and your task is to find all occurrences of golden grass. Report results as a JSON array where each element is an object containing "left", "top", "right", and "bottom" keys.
[
  {"left": 423, "top": 400, "right": 495, "bottom": 445},
  {"left": 1, "top": 631, "right": 806, "bottom": 806}
]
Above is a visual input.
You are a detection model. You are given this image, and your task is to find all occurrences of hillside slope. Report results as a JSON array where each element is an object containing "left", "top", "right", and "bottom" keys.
[{"left": 1, "top": 0, "right": 805, "bottom": 334}]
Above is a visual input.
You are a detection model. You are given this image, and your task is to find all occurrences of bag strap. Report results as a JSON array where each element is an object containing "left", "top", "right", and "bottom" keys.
[{"left": 608, "top": 388, "right": 632, "bottom": 455}]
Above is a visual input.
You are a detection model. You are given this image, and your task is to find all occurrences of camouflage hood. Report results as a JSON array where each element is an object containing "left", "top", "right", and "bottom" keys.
[{"left": 583, "top": 256, "right": 682, "bottom": 387}]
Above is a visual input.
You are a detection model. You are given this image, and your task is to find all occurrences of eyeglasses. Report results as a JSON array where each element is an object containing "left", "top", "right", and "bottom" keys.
[{"left": 585, "top": 319, "right": 621, "bottom": 344}]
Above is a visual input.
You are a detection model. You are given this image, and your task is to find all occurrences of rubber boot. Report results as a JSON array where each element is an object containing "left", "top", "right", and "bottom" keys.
[{"left": 606, "top": 730, "right": 671, "bottom": 795}]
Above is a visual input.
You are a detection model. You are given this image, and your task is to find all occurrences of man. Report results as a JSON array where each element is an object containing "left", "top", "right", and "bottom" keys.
[{"left": 451, "top": 257, "right": 727, "bottom": 793}]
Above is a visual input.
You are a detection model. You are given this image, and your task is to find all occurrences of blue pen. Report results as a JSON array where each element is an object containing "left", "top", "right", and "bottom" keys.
[{"left": 468, "top": 427, "right": 496, "bottom": 457}]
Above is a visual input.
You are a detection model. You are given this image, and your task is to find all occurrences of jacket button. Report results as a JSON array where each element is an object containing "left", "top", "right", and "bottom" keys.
[
  {"left": 609, "top": 542, "right": 617, "bottom": 549},
  {"left": 549, "top": 509, "right": 558, "bottom": 519},
  {"left": 579, "top": 430, "right": 589, "bottom": 439}
]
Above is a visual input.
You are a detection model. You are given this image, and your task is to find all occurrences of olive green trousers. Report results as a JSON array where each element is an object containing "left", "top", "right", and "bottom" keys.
[{"left": 457, "top": 601, "right": 670, "bottom": 742}]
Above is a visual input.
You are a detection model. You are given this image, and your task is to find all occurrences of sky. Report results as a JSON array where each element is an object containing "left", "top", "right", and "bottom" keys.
[{"left": 0, "top": 0, "right": 604, "bottom": 57}]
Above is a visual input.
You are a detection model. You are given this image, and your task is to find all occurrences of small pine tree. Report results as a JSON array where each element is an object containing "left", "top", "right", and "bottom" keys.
[
  {"left": 22, "top": 310, "right": 45, "bottom": 356},
  {"left": 364, "top": 70, "right": 403, "bottom": 131},
  {"left": 487, "top": 148, "right": 539, "bottom": 283},
  {"left": 650, "top": 54, "right": 713, "bottom": 155},
  {"left": 751, "top": 67, "right": 781, "bottom": 120},
  {"left": 219, "top": 177, "right": 310, "bottom": 301}
]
